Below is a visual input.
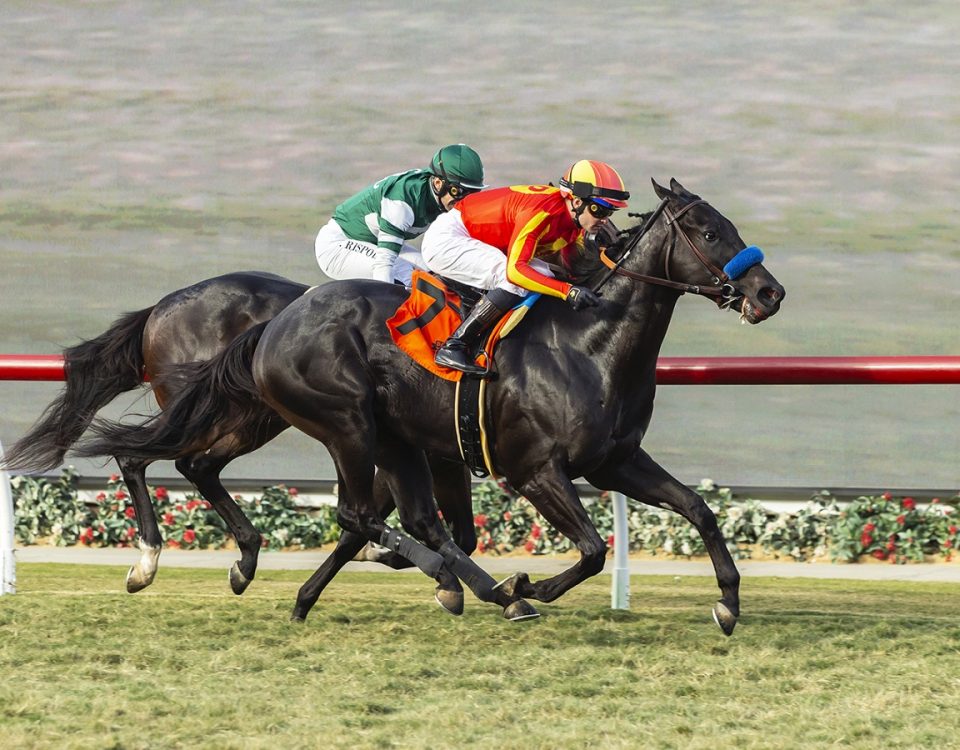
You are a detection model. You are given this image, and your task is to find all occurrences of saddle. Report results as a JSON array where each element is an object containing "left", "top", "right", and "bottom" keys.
[{"left": 386, "top": 271, "right": 539, "bottom": 477}]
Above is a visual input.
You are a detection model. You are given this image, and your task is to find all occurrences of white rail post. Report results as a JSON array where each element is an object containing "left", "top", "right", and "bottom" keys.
[
  {"left": 0, "top": 441, "right": 16, "bottom": 596},
  {"left": 610, "top": 491, "right": 629, "bottom": 609}
]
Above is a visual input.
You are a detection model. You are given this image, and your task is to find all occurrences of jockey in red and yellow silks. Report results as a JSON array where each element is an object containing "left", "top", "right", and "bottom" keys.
[
  {"left": 421, "top": 159, "right": 630, "bottom": 375},
  {"left": 455, "top": 185, "right": 582, "bottom": 299}
]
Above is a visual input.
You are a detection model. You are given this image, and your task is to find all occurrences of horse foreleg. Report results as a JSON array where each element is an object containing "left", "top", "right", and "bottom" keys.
[
  {"left": 587, "top": 447, "right": 740, "bottom": 636},
  {"left": 175, "top": 449, "right": 264, "bottom": 595},
  {"left": 116, "top": 455, "right": 162, "bottom": 593},
  {"left": 500, "top": 467, "right": 607, "bottom": 605}
]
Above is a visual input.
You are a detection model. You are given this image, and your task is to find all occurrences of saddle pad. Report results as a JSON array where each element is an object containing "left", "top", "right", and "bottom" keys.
[{"left": 386, "top": 271, "right": 466, "bottom": 382}]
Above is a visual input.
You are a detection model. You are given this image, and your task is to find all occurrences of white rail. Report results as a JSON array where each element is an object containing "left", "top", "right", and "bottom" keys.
[{"left": 0, "top": 441, "right": 16, "bottom": 595}]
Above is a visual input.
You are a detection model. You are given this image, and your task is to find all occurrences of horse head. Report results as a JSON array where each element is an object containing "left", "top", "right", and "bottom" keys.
[{"left": 649, "top": 178, "right": 785, "bottom": 324}]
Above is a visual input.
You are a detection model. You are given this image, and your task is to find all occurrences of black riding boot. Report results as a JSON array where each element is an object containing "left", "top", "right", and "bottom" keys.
[{"left": 434, "top": 294, "right": 507, "bottom": 375}]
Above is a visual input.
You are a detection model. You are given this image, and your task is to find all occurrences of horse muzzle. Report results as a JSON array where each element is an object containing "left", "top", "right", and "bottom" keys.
[{"left": 736, "top": 281, "right": 785, "bottom": 324}]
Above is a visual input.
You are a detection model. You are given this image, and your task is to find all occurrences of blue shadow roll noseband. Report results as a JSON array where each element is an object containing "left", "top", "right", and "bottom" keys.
[{"left": 723, "top": 246, "right": 764, "bottom": 281}]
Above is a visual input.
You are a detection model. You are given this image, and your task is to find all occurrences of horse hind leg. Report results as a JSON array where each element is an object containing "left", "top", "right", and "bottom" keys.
[
  {"left": 176, "top": 433, "right": 277, "bottom": 595},
  {"left": 116, "top": 455, "right": 163, "bottom": 593},
  {"left": 291, "top": 529, "right": 369, "bottom": 622},
  {"left": 375, "top": 436, "right": 538, "bottom": 621},
  {"left": 356, "top": 455, "right": 476, "bottom": 568}
]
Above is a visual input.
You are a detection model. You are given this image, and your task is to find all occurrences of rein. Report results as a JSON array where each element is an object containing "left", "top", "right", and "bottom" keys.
[{"left": 596, "top": 198, "right": 739, "bottom": 301}]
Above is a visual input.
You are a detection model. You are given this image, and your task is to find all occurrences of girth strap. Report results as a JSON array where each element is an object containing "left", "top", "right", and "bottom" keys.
[{"left": 455, "top": 375, "right": 490, "bottom": 478}]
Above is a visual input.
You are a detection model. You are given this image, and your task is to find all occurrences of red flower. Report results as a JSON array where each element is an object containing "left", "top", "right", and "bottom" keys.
[
  {"left": 524, "top": 540, "right": 536, "bottom": 553},
  {"left": 167, "top": 539, "right": 180, "bottom": 549},
  {"left": 902, "top": 497, "right": 916, "bottom": 511},
  {"left": 79, "top": 527, "right": 94, "bottom": 545},
  {"left": 162, "top": 513, "right": 175, "bottom": 526},
  {"left": 155, "top": 487, "right": 169, "bottom": 501},
  {"left": 115, "top": 489, "right": 128, "bottom": 501},
  {"left": 503, "top": 511, "right": 512, "bottom": 522},
  {"left": 183, "top": 529, "right": 196, "bottom": 544},
  {"left": 109, "top": 474, "right": 119, "bottom": 483},
  {"left": 944, "top": 540, "right": 954, "bottom": 549},
  {"left": 95, "top": 492, "right": 106, "bottom": 502},
  {"left": 863, "top": 523, "right": 876, "bottom": 532},
  {"left": 477, "top": 539, "right": 487, "bottom": 553},
  {"left": 948, "top": 526, "right": 958, "bottom": 535},
  {"left": 175, "top": 504, "right": 184, "bottom": 512},
  {"left": 896, "top": 515, "right": 906, "bottom": 525},
  {"left": 871, "top": 549, "right": 888, "bottom": 560},
  {"left": 860, "top": 533, "right": 874, "bottom": 547},
  {"left": 931, "top": 497, "right": 940, "bottom": 504},
  {"left": 126, "top": 526, "right": 137, "bottom": 539},
  {"left": 288, "top": 487, "right": 299, "bottom": 496},
  {"left": 607, "top": 535, "right": 615, "bottom": 547},
  {"left": 474, "top": 514, "right": 488, "bottom": 528},
  {"left": 881, "top": 492, "right": 892, "bottom": 501},
  {"left": 186, "top": 500, "right": 201, "bottom": 512},
  {"left": 201, "top": 500, "right": 212, "bottom": 510},
  {"left": 124, "top": 506, "right": 136, "bottom": 519},
  {"left": 530, "top": 523, "right": 542, "bottom": 540},
  {"left": 886, "top": 541, "right": 896, "bottom": 551}
]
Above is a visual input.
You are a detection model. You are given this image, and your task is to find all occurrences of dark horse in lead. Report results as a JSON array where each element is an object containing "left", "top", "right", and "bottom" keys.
[{"left": 78, "top": 179, "right": 785, "bottom": 633}]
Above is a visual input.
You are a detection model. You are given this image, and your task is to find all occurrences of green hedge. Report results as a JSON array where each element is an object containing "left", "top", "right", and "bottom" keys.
[{"left": 9, "top": 470, "right": 959, "bottom": 563}]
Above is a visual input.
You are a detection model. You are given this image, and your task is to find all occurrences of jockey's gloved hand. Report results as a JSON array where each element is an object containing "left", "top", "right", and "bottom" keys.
[{"left": 565, "top": 285, "right": 601, "bottom": 311}]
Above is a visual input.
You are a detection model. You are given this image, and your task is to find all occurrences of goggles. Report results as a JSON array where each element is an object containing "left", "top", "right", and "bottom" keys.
[
  {"left": 587, "top": 201, "right": 616, "bottom": 219},
  {"left": 446, "top": 182, "right": 479, "bottom": 201}
]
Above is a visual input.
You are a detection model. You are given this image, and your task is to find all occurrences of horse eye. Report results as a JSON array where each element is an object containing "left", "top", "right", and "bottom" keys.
[{"left": 704, "top": 230, "right": 718, "bottom": 242}]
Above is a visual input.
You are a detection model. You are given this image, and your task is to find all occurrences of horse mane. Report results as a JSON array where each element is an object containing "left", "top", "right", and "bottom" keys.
[{"left": 559, "top": 211, "right": 654, "bottom": 286}]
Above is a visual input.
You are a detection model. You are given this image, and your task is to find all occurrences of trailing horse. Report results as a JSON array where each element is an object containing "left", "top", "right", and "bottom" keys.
[
  {"left": 4, "top": 271, "right": 476, "bottom": 597},
  {"left": 77, "top": 179, "right": 785, "bottom": 632}
]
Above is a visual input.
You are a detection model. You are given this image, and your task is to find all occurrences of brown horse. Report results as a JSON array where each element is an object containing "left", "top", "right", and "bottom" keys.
[
  {"left": 76, "top": 179, "right": 785, "bottom": 632},
  {"left": 3, "top": 271, "right": 475, "bottom": 596}
]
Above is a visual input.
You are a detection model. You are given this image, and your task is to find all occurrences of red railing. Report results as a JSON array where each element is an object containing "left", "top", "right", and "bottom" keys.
[{"left": 2, "top": 354, "right": 960, "bottom": 385}]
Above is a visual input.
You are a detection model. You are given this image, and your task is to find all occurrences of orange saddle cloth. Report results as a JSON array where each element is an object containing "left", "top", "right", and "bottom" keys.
[
  {"left": 386, "top": 271, "right": 466, "bottom": 381},
  {"left": 386, "top": 271, "right": 524, "bottom": 382}
]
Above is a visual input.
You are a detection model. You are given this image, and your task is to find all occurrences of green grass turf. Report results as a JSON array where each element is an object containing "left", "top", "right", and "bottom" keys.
[{"left": 1, "top": 564, "right": 958, "bottom": 749}]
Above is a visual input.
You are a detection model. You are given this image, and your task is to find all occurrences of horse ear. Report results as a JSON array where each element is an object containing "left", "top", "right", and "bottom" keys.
[
  {"left": 669, "top": 178, "right": 701, "bottom": 201},
  {"left": 651, "top": 178, "right": 673, "bottom": 200}
]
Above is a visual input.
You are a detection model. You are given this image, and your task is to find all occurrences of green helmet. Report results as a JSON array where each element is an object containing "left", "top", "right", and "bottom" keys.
[{"left": 429, "top": 144, "right": 486, "bottom": 191}]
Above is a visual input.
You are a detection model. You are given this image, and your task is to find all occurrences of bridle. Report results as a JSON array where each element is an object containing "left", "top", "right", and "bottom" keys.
[{"left": 596, "top": 197, "right": 743, "bottom": 306}]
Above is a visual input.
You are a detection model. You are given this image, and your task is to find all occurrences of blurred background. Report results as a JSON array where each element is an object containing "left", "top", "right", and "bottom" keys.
[{"left": 1, "top": 1, "right": 957, "bottom": 490}]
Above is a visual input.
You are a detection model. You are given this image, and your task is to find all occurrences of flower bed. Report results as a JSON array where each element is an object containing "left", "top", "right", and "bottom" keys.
[{"left": 10, "top": 470, "right": 959, "bottom": 563}]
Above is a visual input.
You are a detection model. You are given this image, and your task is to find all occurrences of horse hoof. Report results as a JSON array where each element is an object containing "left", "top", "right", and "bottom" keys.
[
  {"left": 229, "top": 562, "right": 251, "bottom": 595},
  {"left": 290, "top": 613, "right": 306, "bottom": 624},
  {"left": 503, "top": 599, "right": 540, "bottom": 622},
  {"left": 435, "top": 588, "right": 464, "bottom": 616},
  {"left": 493, "top": 571, "right": 531, "bottom": 599},
  {"left": 712, "top": 601, "right": 738, "bottom": 636},
  {"left": 125, "top": 566, "right": 151, "bottom": 594}
]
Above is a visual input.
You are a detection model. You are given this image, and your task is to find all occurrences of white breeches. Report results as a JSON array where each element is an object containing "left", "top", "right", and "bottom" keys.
[
  {"left": 420, "top": 209, "right": 553, "bottom": 296},
  {"left": 314, "top": 219, "right": 428, "bottom": 286}
]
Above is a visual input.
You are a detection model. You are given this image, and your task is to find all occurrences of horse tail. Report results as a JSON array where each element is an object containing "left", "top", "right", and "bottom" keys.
[
  {"left": 71, "top": 322, "right": 269, "bottom": 463},
  {"left": 1, "top": 306, "right": 153, "bottom": 472}
]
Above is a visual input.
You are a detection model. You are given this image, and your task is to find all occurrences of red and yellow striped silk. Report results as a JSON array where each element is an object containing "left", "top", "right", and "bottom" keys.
[{"left": 455, "top": 185, "right": 581, "bottom": 298}]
